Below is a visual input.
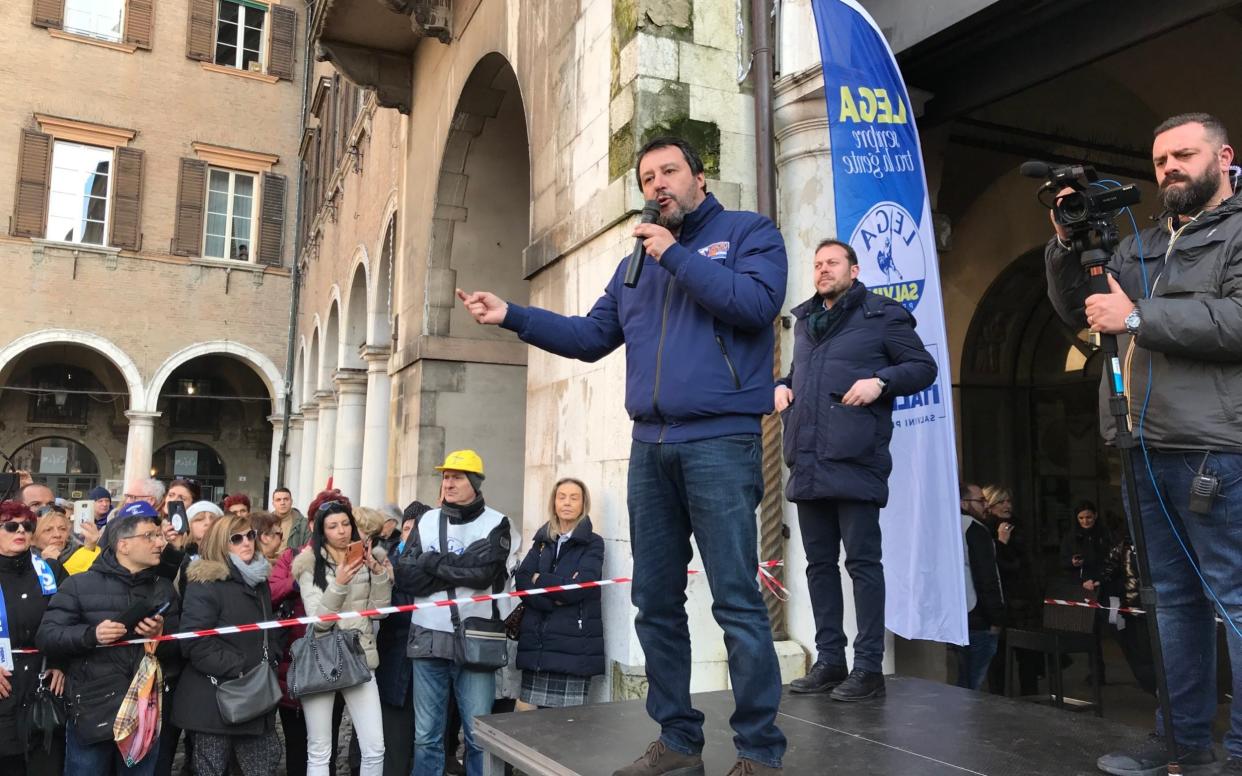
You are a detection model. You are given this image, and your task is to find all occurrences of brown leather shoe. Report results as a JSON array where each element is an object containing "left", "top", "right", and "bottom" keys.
[
  {"left": 612, "top": 740, "right": 706, "bottom": 776},
  {"left": 724, "top": 759, "right": 783, "bottom": 775}
]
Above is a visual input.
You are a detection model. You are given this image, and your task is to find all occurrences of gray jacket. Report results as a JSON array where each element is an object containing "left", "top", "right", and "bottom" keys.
[{"left": 1045, "top": 189, "right": 1242, "bottom": 451}]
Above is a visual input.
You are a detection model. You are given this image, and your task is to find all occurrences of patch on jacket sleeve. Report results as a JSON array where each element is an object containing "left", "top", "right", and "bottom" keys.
[{"left": 697, "top": 241, "right": 730, "bottom": 261}]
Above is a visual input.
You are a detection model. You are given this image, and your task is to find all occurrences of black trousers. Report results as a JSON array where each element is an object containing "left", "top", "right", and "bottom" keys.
[{"left": 796, "top": 499, "right": 886, "bottom": 673}]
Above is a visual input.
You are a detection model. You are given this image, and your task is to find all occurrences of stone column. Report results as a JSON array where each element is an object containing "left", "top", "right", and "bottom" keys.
[
  {"left": 331, "top": 370, "right": 369, "bottom": 503},
  {"left": 359, "top": 347, "right": 392, "bottom": 507},
  {"left": 283, "top": 415, "right": 304, "bottom": 508},
  {"left": 299, "top": 403, "right": 320, "bottom": 503},
  {"left": 267, "top": 414, "right": 285, "bottom": 502},
  {"left": 122, "top": 411, "right": 161, "bottom": 486},
  {"left": 312, "top": 392, "right": 338, "bottom": 494}
]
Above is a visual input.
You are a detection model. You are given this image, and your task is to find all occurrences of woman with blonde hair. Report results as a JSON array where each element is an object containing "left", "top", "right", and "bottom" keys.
[
  {"left": 980, "top": 484, "right": 1041, "bottom": 695},
  {"left": 172, "top": 513, "right": 281, "bottom": 775},
  {"left": 513, "top": 477, "right": 605, "bottom": 710}
]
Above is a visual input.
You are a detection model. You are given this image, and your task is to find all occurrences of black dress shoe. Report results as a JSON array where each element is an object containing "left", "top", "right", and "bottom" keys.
[
  {"left": 830, "top": 669, "right": 885, "bottom": 702},
  {"left": 790, "top": 660, "right": 848, "bottom": 694}
]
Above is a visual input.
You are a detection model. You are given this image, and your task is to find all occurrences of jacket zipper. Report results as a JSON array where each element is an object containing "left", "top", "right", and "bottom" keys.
[
  {"left": 715, "top": 335, "right": 741, "bottom": 389},
  {"left": 651, "top": 275, "right": 676, "bottom": 442}
]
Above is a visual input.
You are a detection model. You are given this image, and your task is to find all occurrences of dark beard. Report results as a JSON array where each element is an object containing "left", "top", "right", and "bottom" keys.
[
  {"left": 657, "top": 207, "right": 685, "bottom": 231},
  {"left": 1159, "top": 167, "right": 1220, "bottom": 215}
]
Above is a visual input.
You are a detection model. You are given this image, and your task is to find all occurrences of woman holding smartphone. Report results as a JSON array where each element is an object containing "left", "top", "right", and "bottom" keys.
[{"left": 293, "top": 500, "right": 392, "bottom": 776}]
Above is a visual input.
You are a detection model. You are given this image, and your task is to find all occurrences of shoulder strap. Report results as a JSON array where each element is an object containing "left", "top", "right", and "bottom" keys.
[{"left": 441, "top": 509, "right": 461, "bottom": 629}]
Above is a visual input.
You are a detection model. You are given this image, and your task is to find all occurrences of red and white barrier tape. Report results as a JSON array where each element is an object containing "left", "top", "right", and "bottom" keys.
[
  {"left": 14, "top": 561, "right": 785, "bottom": 653},
  {"left": 1044, "top": 597, "right": 1146, "bottom": 615}
]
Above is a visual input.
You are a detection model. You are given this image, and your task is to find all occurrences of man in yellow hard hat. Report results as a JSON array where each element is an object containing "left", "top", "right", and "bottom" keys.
[{"left": 395, "top": 449, "right": 518, "bottom": 776}]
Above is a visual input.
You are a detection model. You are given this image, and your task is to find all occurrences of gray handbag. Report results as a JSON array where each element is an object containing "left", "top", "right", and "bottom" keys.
[
  {"left": 210, "top": 601, "right": 281, "bottom": 725},
  {"left": 288, "top": 624, "right": 370, "bottom": 698}
]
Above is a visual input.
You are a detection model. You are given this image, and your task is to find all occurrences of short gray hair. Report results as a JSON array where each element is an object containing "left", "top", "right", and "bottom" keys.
[
  {"left": 142, "top": 477, "right": 166, "bottom": 502},
  {"left": 1154, "top": 113, "right": 1229, "bottom": 148}
]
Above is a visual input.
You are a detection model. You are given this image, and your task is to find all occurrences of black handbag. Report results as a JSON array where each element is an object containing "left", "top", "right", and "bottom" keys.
[
  {"left": 441, "top": 511, "right": 509, "bottom": 670},
  {"left": 503, "top": 604, "right": 525, "bottom": 640},
  {"left": 288, "top": 624, "right": 371, "bottom": 698},
  {"left": 209, "top": 597, "right": 281, "bottom": 724},
  {"left": 18, "top": 661, "right": 67, "bottom": 753}
]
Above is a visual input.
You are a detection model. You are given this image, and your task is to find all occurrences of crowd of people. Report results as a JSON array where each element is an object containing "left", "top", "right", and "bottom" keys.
[
  {"left": 0, "top": 450, "right": 608, "bottom": 776},
  {"left": 955, "top": 483, "right": 1154, "bottom": 699}
]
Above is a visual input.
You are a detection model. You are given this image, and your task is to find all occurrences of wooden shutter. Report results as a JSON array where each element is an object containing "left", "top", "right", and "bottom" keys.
[
  {"left": 109, "top": 147, "right": 144, "bottom": 250},
  {"left": 267, "top": 5, "right": 296, "bottom": 81},
  {"left": 186, "top": 0, "right": 216, "bottom": 62},
  {"left": 31, "top": 0, "right": 64, "bottom": 29},
  {"left": 172, "top": 158, "right": 207, "bottom": 256},
  {"left": 12, "top": 130, "right": 52, "bottom": 238},
  {"left": 124, "top": 0, "right": 154, "bottom": 49},
  {"left": 257, "top": 172, "right": 286, "bottom": 266}
]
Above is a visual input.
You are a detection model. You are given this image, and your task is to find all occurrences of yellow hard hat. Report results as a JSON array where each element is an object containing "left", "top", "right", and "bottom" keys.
[{"left": 435, "top": 449, "right": 485, "bottom": 475}]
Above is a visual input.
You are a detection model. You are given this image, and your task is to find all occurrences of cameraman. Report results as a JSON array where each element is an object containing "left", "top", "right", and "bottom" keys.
[{"left": 1045, "top": 112, "right": 1242, "bottom": 776}]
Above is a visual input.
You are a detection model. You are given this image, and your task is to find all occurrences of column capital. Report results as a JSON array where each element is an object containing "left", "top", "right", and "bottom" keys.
[
  {"left": 361, "top": 346, "right": 392, "bottom": 365},
  {"left": 287, "top": 414, "right": 305, "bottom": 430},
  {"left": 124, "top": 410, "right": 162, "bottom": 425},
  {"left": 267, "top": 414, "right": 286, "bottom": 429},
  {"left": 314, "top": 390, "right": 338, "bottom": 410},
  {"left": 334, "top": 369, "right": 369, "bottom": 394},
  {"left": 300, "top": 402, "right": 320, "bottom": 419}
]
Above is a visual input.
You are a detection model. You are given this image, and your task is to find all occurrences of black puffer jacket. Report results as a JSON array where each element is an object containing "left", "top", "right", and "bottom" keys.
[
  {"left": 35, "top": 550, "right": 181, "bottom": 744},
  {"left": 0, "top": 551, "right": 67, "bottom": 757},
  {"left": 514, "top": 518, "right": 605, "bottom": 678},
  {"left": 171, "top": 557, "right": 277, "bottom": 736}
]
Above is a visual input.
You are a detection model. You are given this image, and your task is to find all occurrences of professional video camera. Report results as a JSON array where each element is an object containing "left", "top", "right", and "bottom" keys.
[{"left": 1020, "top": 160, "right": 1141, "bottom": 254}]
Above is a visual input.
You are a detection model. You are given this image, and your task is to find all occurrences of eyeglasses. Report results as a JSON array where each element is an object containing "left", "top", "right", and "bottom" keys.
[
  {"left": 264, "top": 529, "right": 284, "bottom": 539},
  {"left": 316, "top": 500, "right": 345, "bottom": 518},
  {"left": 0, "top": 520, "right": 35, "bottom": 534},
  {"left": 229, "top": 529, "right": 258, "bottom": 546},
  {"left": 125, "top": 531, "right": 165, "bottom": 543},
  {"left": 123, "top": 494, "right": 155, "bottom": 503}
]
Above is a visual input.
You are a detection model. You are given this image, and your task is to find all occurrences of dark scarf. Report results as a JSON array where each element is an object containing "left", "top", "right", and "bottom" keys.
[
  {"left": 807, "top": 281, "right": 865, "bottom": 342},
  {"left": 441, "top": 496, "right": 486, "bottom": 524}
]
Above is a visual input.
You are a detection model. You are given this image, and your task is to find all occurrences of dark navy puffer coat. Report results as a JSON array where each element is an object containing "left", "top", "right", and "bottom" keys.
[
  {"left": 514, "top": 517, "right": 605, "bottom": 678},
  {"left": 779, "top": 282, "right": 937, "bottom": 506}
]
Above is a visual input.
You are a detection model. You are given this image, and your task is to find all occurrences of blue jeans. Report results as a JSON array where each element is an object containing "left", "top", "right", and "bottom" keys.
[
  {"left": 65, "top": 719, "right": 159, "bottom": 776},
  {"left": 411, "top": 657, "right": 495, "bottom": 776},
  {"left": 629, "top": 435, "right": 786, "bottom": 769},
  {"left": 955, "top": 629, "right": 998, "bottom": 690},
  {"left": 1129, "top": 449, "right": 1242, "bottom": 755}
]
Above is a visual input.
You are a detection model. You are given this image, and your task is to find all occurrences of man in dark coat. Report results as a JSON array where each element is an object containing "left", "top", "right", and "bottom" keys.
[
  {"left": 778, "top": 238, "right": 936, "bottom": 702},
  {"left": 36, "top": 512, "right": 180, "bottom": 776}
]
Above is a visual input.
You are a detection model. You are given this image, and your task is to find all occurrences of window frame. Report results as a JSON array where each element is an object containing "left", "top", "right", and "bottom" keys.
[
  {"left": 213, "top": 0, "right": 269, "bottom": 73},
  {"left": 61, "top": 0, "right": 126, "bottom": 44},
  {"left": 201, "top": 166, "right": 259, "bottom": 263},
  {"left": 45, "top": 139, "right": 115, "bottom": 248}
]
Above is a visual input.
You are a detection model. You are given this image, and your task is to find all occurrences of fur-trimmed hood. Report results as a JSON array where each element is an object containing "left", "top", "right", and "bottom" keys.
[
  {"left": 185, "top": 558, "right": 231, "bottom": 584},
  {"left": 289, "top": 543, "right": 388, "bottom": 580}
]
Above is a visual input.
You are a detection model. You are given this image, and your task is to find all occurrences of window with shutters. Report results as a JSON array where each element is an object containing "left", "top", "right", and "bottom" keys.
[
  {"left": 215, "top": 0, "right": 266, "bottom": 72},
  {"left": 203, "top": 168, "right": 257, "bottom": 261},
  {"left": 63, "top": 0, "right": 125, "bottom": 42},
  {"left": 46, "top": 141, "right": 112, "bottom": 246}
]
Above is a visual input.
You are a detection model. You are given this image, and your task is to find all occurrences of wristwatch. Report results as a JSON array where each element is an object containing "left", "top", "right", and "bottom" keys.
[
  {"left": 1124, "top": 307, "right": 1142, "bottom": 335},
  {"left": 874, "top": 376, "right": 888, "bottom": 395}
]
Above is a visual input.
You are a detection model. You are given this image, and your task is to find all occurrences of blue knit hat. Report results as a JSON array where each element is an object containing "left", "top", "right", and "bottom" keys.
[{"left": 87, "top": 486, "right": 111, "bottom": 501}]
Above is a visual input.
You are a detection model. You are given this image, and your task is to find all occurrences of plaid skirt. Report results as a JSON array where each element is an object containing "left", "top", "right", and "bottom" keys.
[{"left": 519, "top": 670, "right": 589, "bottom": 708}]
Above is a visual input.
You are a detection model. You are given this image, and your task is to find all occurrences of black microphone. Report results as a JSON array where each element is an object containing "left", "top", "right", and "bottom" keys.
[
  {"left": 623, "top": 199, "right": 662, "bottom": 288},
  {"left": 1019, "top": 160, "right": 1051, "bottom": 179}
]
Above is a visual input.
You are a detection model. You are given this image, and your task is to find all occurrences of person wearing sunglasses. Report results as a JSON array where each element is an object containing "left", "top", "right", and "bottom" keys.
[
  {"left": 293, "top": 499, "right": 392, "bottom": 776},
  {"left": 0, "top": 500, "right": 68, "bottom": 776},
  {"left": 172, "top": 514, "right": 280, "bottom": 775},
  {"left": 36, "top": 504, "right": 181, "bottom": 776}
]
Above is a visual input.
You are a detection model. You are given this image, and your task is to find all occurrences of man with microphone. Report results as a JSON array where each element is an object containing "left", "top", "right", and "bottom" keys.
[{"left": 458, "top": 136, "right": 788, "bottom": 776}]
